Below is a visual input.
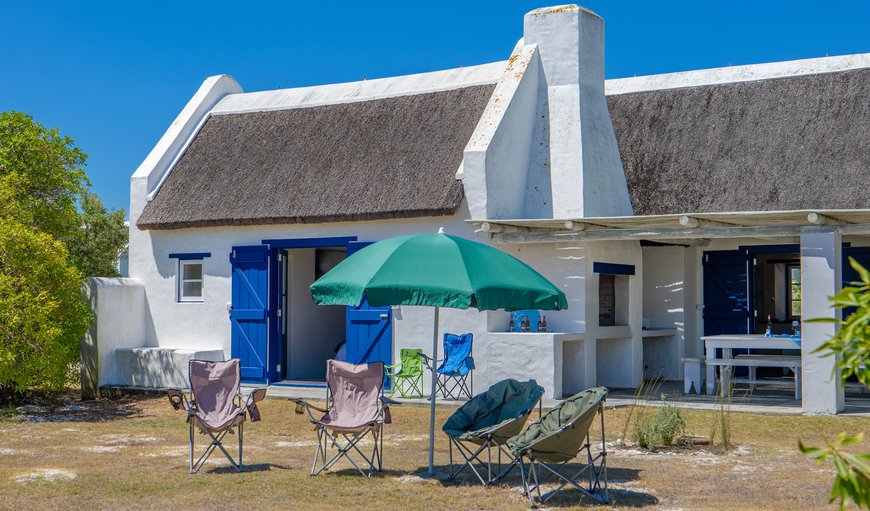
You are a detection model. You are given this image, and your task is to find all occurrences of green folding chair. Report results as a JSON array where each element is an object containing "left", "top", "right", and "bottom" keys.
[
  {"left": 443, "top": 378, "right": 544, "bottom": 485},
  {"left": 384, "top": 348, "right": 424, "bottom": 398},
  {"left": 508, "top": 387, "right": 609, "bottom": 508}
]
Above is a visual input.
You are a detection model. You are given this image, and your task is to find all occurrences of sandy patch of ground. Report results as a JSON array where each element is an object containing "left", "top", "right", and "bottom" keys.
[
  {"left": 81, "top": 445, "right": 125, "bottom": 453},
  {"left": 11, "top": 469, "right": 77, "bottom": 484},
  {"left": 274, "top": 440, "right": 317, "bottom": 448},
  {"left": 100, "top": 433, "right": 162, "bottom": 445}
]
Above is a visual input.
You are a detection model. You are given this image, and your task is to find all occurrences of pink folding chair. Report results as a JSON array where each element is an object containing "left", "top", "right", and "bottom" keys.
[
  {"left": 293, "top": 359, "right": 398, "bottom": 477},
  {"left": 168, "top": 359, "right": 266, "bottom": 473}
]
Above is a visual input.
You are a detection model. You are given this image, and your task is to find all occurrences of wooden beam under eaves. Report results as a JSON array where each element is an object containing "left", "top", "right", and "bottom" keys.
[
  {"left": 679, "top": 215, "right": 741, "bottom": 228},
  {"left": 807, "top": 212, "right": 847, "bottom": 225}
]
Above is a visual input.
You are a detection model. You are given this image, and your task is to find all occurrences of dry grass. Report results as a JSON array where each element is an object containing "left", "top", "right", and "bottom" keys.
[{"left": 0, "top": 395, "right": 867, "bottom": 510}]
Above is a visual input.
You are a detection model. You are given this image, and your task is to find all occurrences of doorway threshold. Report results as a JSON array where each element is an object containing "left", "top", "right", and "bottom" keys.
[{"left": 271, "top": 380, "right": 327, "bottom": 388}]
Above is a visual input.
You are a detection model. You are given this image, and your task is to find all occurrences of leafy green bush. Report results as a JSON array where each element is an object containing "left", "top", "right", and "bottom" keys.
[
  {"left": 0, "top": 218, "right": 91, "bottom": 398},
  {"left": 634, "top": 399, "right": 688, "bottom": 451},
  {"left": 801, "top": 257, "right": 870, "bottom": 510}
]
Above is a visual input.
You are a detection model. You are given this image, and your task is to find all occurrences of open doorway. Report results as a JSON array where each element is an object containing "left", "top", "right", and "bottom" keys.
[
  {"left": 751, "top": 250, "right": 801, "bottom": 335},
  {"left": 279, "top": 246, "right": 347, "bottom": 382}
]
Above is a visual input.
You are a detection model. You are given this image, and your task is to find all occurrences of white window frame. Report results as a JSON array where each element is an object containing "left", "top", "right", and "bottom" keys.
[{"left": 177, "top": 259, "right": 204, "bottom": 303}]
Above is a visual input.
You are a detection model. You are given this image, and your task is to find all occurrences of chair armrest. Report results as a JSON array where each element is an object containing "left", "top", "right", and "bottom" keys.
[
  {"left": 465, "top": 357, "right": 475, "bottom": 370},
  {"left": 167, "top": 389, "right": 192, "bottom": 412},
  {"left": 420, "top": 354, "right": 443, "bottom": 370},
  {"left": 290, "top": 398, "right": 328, "bottom": 422},
  {"left": 378, "top": 396, "right": 399, "bottom": 424}
]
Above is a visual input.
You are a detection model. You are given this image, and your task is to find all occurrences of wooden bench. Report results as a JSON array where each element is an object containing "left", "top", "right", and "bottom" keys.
[{"left": 706, "top": 354, "right": 801, "bottom": 399}]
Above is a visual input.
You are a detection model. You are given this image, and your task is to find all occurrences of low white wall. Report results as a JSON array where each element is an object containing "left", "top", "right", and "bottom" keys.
[{"left": 81, "top": 278, "right": 148, "bottom": 391}]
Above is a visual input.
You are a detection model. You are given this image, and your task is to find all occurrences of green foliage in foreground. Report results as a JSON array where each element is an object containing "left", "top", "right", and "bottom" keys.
[
  {"left": 800, "top": 433, "right": 870, "bottom": 510},
  {"left": 0, "top": 219, "right": 91, "bottom": 396},
  {"left": 802, "top": 257, "right": 870, "bottom": 510}
]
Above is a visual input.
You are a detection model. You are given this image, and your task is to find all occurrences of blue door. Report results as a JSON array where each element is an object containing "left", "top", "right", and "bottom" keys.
[
  {"left": 344, "top": 242, "right": 392, "bottom": 378},
  {"left": 703, "top": 250, "right": 750, "bottom": 336},
  {"left": 230, "top": 245, "right": 270, "bottom": 383}
]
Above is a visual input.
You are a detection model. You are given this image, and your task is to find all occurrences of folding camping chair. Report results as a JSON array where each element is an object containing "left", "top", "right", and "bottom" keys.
[
  {"left": 423, "top": 332, "right": 474, "bottom": 400},
  {"left": 508, "top": 387, "right": 609, "bottom": 508},
  {"left": 443, "top": 378, "right": 544, "bottom": 485},
  {"left": 385, "top": 348, "right": 425, "bottom": 398},
  {"left": 292, "top": 360, "right": 397, "bottom": 478},
  {"left": 167, "top": 359, "right": 266, "bottom": 473}
]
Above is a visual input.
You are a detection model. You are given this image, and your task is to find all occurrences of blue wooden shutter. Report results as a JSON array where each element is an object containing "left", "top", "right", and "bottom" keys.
[
  {"left": 230, "top": 246, "right": 270, "bottom": 383},
  {"left": 345, "top": 241, "right": 392, "bottom": 383},
  {"left": 703, "top": 250, "right": 750, "bottom": 336}
]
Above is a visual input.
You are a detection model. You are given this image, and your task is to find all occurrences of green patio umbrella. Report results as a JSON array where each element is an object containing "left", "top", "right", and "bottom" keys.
[{"left": 310, "top": 229, "right": 567, "bottom": 475}]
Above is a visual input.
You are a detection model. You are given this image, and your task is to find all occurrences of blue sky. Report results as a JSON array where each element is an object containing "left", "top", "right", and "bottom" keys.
[{"left": 2, "top": 1, "right": 868, "bottom": 213}]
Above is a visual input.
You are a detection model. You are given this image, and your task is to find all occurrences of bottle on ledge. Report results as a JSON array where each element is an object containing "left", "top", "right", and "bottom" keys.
[
  {"left": 541, "top": 315, "right": 548, "bottom": 332},
  {"left": 537, "top": 315, "right": 544, "bottom": 332},
  {"left": 508, "top": 314, "right": 515, "bottom": 333},
  {"left": 765, "top": 314, "right": 773, "bottom": 336}
]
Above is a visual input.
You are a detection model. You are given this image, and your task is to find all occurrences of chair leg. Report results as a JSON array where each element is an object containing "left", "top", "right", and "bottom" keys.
[
  {"left": 238, "top": 422, "right": 244, "bottom": 472},
  {"left": 189, "top": 421, "right": 195, "bottom": 473}
]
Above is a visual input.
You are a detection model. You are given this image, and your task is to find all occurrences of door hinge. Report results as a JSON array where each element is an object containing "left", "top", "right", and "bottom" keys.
[
  {"left": 753, "top": 257, "right": 757, "bottom": 266},
  {"left": 232, "top": 249, "right": 236, "bottom": 259},
  {"left": 276, "top": 364, "right": 281, "bottom": 372},
  {"left": 278, "top": 252, "right": 283, "bottom": 262},
  {"left": 277, "top": 308, "right": 282, "bottom": 318}
]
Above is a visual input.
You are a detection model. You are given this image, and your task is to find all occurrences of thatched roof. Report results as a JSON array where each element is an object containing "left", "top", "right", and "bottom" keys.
[
  {"left": 608, "top": 68, "right": 870, "bottom": 215},
  {"left": 137, "top": 84, "right": 495, "bottom": 229}
]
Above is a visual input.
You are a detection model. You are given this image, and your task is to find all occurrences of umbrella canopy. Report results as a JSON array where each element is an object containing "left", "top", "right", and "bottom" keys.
[
  {"left": 309, "top": 231, "right": 566, "bottom": 476},
  {"left": 310, "top": 232, "right": 567, "bottom": 311}
]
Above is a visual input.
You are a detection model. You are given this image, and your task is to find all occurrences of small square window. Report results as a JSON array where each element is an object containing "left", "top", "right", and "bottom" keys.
[{"left": 178, "top": 260, "right": 203, "bottom": 302}]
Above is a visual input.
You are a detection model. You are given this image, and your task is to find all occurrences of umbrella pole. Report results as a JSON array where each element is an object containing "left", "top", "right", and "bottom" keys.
[{"left": 428, "top": 306, "right": 439, "bottom": 475}]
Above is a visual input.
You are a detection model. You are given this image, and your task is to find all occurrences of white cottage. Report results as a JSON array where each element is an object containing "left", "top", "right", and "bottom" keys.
[{"left": 83, "top": 4, "right": 870, "bottom": 415}]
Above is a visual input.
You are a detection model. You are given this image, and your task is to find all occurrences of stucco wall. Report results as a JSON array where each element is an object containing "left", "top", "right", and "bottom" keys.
[{"left": 81, "top": 278, "right": 148, "bottom": 390}]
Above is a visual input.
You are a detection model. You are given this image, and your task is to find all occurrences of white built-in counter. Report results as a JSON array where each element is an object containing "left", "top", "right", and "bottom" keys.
[{"left": 481, "top": 332, "right": 585, "bottom": 400}]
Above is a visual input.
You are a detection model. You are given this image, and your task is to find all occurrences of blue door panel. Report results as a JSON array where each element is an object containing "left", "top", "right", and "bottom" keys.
[
  {"left": 231, "top": 246, "right": 270, "bottom": 383},
  {"left": 703, "top": 250, "right": 750, "bottom": 336},
  {"left": 345, "top": 241, "right": 392, "bottom": 384}
]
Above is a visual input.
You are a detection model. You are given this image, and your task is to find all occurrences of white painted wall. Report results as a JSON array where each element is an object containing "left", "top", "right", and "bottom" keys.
[
  {"left": 524, "top": 5, "right": 631, "bottom": 218},
  {"left": 463, "top": 5, "right": 632, "bottom": 221},
  {"left": 82, "top": 278, "right": 148, "bottom": 388},
  {"left": 642, "top": 246, "right": 686, "bottom": 379}
]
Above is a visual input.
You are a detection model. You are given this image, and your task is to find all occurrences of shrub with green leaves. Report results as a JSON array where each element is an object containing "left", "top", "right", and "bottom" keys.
[
  {"left": 0, "top": 218, "right": 91, "bottom": 398},
  {"left": 634, "top": 399, "right": 688, "bottom": 451},
  {"left": 801, "top": 257, "right": 870, "bottom": 510}
]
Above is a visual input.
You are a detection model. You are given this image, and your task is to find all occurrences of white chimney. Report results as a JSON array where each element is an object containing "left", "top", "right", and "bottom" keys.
[{"left": 524, "top": 5, "right": 632, "bottom": 218}]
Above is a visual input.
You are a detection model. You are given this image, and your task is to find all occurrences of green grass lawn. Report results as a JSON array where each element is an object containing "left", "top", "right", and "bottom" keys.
[{"left": 0, "top": 395, "right": 866, "bottom": 510}]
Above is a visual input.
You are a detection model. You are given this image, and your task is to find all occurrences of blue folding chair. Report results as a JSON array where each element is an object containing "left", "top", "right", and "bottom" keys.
[{"left": 424, "top": 333, "right": 474, "bottom": 400}]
